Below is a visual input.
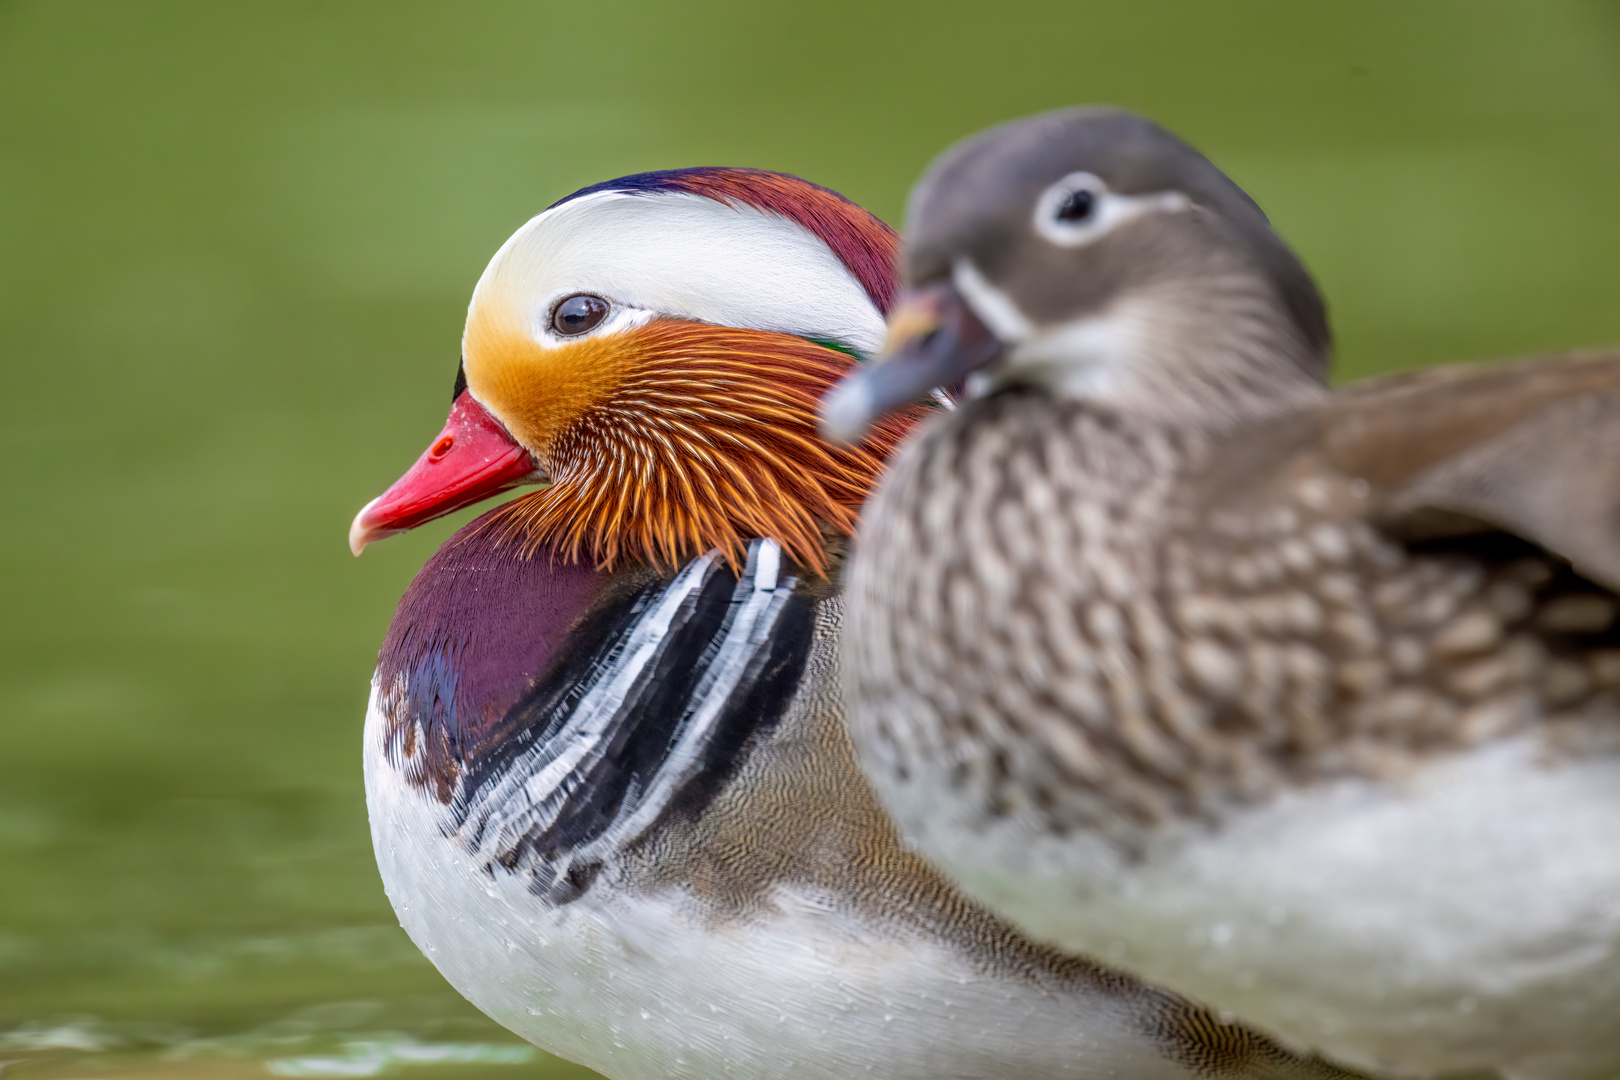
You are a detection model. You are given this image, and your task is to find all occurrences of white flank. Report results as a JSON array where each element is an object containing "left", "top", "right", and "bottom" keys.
[{"left": 896, "top": 734, "right": 1620, "bottom": 1080}]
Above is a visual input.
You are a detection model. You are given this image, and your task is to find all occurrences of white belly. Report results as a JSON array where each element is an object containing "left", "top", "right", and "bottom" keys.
[
  {"left": 362, "top": 683, "right": 1207, "bottom": 1080},
  {"left": 913, "top": 736, "right": 1620, "bottom": 1080}
]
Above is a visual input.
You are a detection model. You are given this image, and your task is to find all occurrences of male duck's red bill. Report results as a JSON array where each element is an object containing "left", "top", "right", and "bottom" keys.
[{"left": 348, "top": 391, "right": 543, "bottom": 556}]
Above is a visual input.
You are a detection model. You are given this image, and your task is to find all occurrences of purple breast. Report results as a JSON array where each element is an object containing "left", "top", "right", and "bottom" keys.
[{"left": 374, "top": 508, "right": 614, "bottom": 802}]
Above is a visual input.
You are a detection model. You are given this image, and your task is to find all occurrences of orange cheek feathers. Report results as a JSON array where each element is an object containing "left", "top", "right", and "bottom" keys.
[
  {"left": 465, "top": 316, "right": 924, "bottom": 577},
  {"left": 461, "top": 307, "right": 639, "bottom": 464}
]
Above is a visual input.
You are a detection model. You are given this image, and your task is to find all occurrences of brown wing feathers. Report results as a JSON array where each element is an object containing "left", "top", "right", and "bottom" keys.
[{"left": 1202, "top": 351, "right": 1620, "bottom": 589}]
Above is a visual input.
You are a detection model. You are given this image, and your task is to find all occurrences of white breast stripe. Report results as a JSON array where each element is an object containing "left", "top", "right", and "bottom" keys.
[
  {"left": 446, "top": 539, "right": 798, "bottom": 894},
  {"left": 574, "top": 539, "right": 797, "bottom": 863},
  {"left": 456, "top": 553, "right": 719, "bottom": 856},
  {"left": 754, "top": 536, "right": 781, "bottom": 592}
]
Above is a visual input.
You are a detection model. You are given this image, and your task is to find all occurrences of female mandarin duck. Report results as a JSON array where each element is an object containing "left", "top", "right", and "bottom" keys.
[
  {"left": 823, "top": 110, "right": 1620, "bottom": 1080},
  {"left": 348, "top": 167, "right": 1365, "bottom": 1080}
]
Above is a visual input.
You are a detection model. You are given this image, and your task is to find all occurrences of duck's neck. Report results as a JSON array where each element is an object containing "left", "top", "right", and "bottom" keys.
[{"left": 1020, "top": 277, "right": 1331, "bottom": 436}]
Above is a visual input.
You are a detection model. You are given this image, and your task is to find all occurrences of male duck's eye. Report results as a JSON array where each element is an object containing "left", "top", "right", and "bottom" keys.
[
  {"left": 1055, "top": 188, "right": 1096, "bottom": 223},
  {"left": 552, "top": 294, "right": 609, "bottom": 336}
]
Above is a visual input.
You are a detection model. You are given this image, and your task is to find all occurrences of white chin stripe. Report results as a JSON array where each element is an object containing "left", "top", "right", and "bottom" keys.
[{"left": 950, "top": 257, "right": 1033, "bottom": 343}]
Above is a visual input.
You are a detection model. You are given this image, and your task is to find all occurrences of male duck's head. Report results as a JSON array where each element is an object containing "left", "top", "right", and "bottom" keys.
[
  {"left": 351, "top": 167, "right": 917, "bottom": 574},
  {"left": 823, "top": 108, "right": 1333, "bottom": 439}
]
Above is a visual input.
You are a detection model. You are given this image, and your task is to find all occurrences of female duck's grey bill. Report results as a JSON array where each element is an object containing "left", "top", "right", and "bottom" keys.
[{"left": 820, "top": 282, "right": 1001, "bottom": 444}]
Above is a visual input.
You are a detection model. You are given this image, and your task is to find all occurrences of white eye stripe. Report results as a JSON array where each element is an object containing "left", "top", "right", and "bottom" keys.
[
  {"left": 529, "top": 295, "right": 655, "bottom": 346},
  {"left": 1032, "top": 171, "right": 1190, "bottom": 247},
  {"left": 471, "top": 189, "right": 887, "bottom": 358}
]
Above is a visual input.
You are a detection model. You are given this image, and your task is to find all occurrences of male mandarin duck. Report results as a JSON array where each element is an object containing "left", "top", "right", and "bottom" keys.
[
  {"left": 349, "top": 166, "right": 1367, "bottom": 1080},
  {"left": 822, "top": 109, "right": 1620, "bottom": 1080}
]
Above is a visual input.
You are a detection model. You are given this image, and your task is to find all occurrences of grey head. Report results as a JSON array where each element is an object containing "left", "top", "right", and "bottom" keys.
[{"left": 823, "top": 108, "right": 1332, "bottom": 440}]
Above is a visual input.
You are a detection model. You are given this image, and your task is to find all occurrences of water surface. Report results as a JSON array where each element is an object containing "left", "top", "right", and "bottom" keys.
[{"left": 3, "top": 2, "right": 1620, "bottom": 1076}]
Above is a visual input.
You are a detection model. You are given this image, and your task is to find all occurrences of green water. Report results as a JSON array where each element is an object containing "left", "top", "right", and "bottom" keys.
[{"left": 3, "top": 2, "right": 1619, "bottom": 1076}]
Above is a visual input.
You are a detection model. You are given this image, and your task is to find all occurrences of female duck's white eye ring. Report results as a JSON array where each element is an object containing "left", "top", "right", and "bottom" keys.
[
  {"left": 1033, "top": 172, "right": 1109, "bottom": 245},
  {"left": 1033, "top": 170, "right": 1190, "bottom": 247}
]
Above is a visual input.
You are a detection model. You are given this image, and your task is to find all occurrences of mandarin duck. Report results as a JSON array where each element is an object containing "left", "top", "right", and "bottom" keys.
[
  {"left": 823, "top": 109, "right": 1620, "bottom": 1080},
  {"left": 349, "top": 167, "right": 1368, "bottom": 1080}
]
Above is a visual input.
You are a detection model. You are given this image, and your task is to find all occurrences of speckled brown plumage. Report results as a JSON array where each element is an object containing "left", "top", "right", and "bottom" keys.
[{"left": 848, "top": 354, "right": 1620, "bottom": 844}]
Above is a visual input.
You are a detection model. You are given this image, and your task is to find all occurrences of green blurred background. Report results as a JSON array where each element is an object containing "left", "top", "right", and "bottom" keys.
[{"left": 3, "top": 1, "right": 1619, "bottom": 1076}]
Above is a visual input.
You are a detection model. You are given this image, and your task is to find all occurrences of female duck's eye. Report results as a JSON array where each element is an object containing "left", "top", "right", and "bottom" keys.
[
  {"left": 552, "top": 294, "right": 609, "bottom": 336},
  {"left": 1055, "top": 188, "right": 1096, "bottom": 223}
]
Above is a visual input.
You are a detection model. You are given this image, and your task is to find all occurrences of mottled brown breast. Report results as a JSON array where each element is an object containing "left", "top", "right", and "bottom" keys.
[{"left": 849, "top": 354, "right": 1620, "bottom": 843}]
